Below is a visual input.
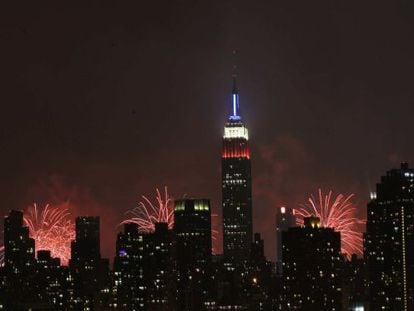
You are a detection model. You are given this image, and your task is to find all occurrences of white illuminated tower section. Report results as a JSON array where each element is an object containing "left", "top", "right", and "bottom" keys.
[{"left": 222, "top": 78, "right": 252, "bottom": 261}]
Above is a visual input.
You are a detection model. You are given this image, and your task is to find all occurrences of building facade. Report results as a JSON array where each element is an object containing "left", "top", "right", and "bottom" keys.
[
  {"left": 365, "top": 163, "right": 414, "bottom": 310},
  {"left": 222, "top": 78, "right": 253, "bottom": 261},
  {"left": 144, "top": 222, "right": 176, "bottom": 310},
  {"left": 70, "top": 216, "right": 109, "bottom": 309},
  {"left": 4, "top": 210, "right": 36, "bottom": 309},
  {"left": 275, "top": 206, "right": 296, "bottom": 273},
  {"left": 113, "top": 223, "right": 146, "bottom": 309},
  {"left": 174, "top": 198, "right": 212, "bottom": 310},
  {"left": 282, "top": 216, "right": 342, "bottom": 310}
]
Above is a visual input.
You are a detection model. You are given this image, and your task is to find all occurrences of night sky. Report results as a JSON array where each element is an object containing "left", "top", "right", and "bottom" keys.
[{"left": 1, "top": 1, "right": 414, "bottom": 261}]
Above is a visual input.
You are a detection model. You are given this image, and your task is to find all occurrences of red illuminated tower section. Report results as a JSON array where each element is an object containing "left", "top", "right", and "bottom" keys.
[{"left": 222, "top": 77, "right": 253, "bottom": 261}]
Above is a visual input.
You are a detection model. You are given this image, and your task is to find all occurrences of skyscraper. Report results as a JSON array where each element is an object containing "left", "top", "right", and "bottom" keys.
[
  {"left": 144, "top": 222, "right": 176, "bottom": 310},
  {"left": 70, "top": 216, "right": 109, "bottom": 309},
  {"left": 275, "top": 206, "right": 296, "bottom": 273},
  {"left": 222, "top": 77, "right": 253, "bottom": 261},
  {"left": 4, "top": 210, "right": 35, "bottom": 273},
  {"left": 34, "top": 250, "right": 68, "bottom": 309},
  {"left": 4, "top": 210, "right": 36, "bottom": 309},
  {"left": 174, "top": 199, "right": 212, "bottom": 268},
  {"left": 282, "top": 216, "right": 342, "bottom": 310},
  {"left": 72, "top": 216, "right": 100, "bottom": 260},
  {"left": 113, "top": 223, "right": 146, "bottom": 310},
  {"left": 174, "top": 198, "right": 212, "bottom": 310},
  {"left": 365, "top": 163, "right": 414, "bottom": 310}
]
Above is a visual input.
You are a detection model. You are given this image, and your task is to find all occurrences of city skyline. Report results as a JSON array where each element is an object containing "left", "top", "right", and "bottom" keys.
[
  {"left": 2, "top": 1, "right": 414, "bottom": 264},
  {"left": 0, "top": 80, "right": 369, "bottom": 264}
]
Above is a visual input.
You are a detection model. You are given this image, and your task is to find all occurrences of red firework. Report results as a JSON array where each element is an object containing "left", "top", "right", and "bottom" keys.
[
  {"left": 211, "top": 213, "right": 219, "bottom": 254},
  {"left": 121, "top": 187, "right": 174, "bottom": 233},
  {"left": 121, "top": 187, "right": 219, "bottom": 253},
  {"left": 295, "top": 189, "right": 364, "bottom": 258},
  {"left": 24, "top": 203, "right": 75, "bottom": 265}
]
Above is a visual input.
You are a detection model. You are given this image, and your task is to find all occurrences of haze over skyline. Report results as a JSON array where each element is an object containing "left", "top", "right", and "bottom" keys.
[{"left": 1, "top": 1, "right": 414, "bottom": 260}]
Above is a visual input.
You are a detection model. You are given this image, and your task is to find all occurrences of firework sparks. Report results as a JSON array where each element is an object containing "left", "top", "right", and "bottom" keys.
[
  {"left": 211, "top": 213, "right": 219, "bottom": 254},
  {"left": 122, "top": 187, "right": 219, "bottom": 253},
  {"left": 121, "top": 187, "right": 174, "bottom": 233},
  {"left": 24, "top": 203, "right": 75, "bottom": 265},
  {"left": 295, "top": 189, "right": 364, "bottom": 258}
]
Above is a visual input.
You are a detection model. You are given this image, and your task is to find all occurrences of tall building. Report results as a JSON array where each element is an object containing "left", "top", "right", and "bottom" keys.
[
  {"left": 113, "top": 223, "right": 146, "bottom": 310},
  {"left": 72, "top": 216, "right": 100, "bottom": 259},
  {"left": 34, "top": 250, "right": 69, "bottom": 309},
  {"left": 70, "top": 216, "right": 109, "bottom": 309},
  {"left": 342, "top": 254, "right": 366, "bottom": 311},
  {"left": 174, "top": 199, "right": 212, "bottom": 310},
  {"left": 245, "top": 233, "right": 274, "bottom": 310},
  {"left": 4, "top": 210, "right": 35, "bottom": 273},
  {"left": 144, "top": 222, "right": 176, "bottom": 310},
  {"left": 3, "top": 210, "right": 36, "bottom": 309},
  {"left": 222, "top": 77, "right": 253, "bottom": 261},
  {"left": 365, "top": 163, "right": 414, "bottom": 310},
  {"left": 275, "top": 206, "right": 296, "bottom": 273},
  {"left": 282, "top": 216, "right": 342, "bottom": 310}
]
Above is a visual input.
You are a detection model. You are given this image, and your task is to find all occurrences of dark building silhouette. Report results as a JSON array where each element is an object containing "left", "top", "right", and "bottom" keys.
[
  {"left": 275, "top": 206, "right": 296, "bottom": 273},
  {"left": 174, "top": 198, "right": 212, "bottom": 310},
  {"left": 144, "top": 222, "right": 176, "bottom": 310},
  {"left": 33, "top": 250, "right": 70, "bottom": 309},
  {"left": 70, "top": 216, "right": 109, "bottom": 309},
  {"left": 4, "top": 210, "right": 37, "bottom": 309},
  {"left": 365, "top": 163, "right": 414, "bottom": 310},
  {"left": 282, "top": 216, "right": 342, "bottom": 310},
  {"left": 72, "top": 216, "right": 100, "bottom": 259},
  {"left": 342, "top": 254, "right": 366, "bottom": 311},
  {"left": 245, "top": 233, "right": 274, "bottom": 310},
  {"left": 112, "top": 223, "right": 146, "bottom": 310},
  {"left": 222, "top": 78, "right": 253, "bottom": 262},
  {"left": 203, "top": 234, "right": 278, "bottom": 311},
  {"left": 203, "top": 256, "right": 247, "bottom": 311},
  {"left": 4, "top": 210, "right": 35, "bottom": 273}
]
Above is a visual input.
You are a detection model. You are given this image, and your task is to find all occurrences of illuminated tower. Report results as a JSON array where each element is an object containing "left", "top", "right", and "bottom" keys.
[
  {"left": 222, "top": 77, "right": 252, "bottom": 261},
  {"left": 365, "top": 163, "right": 414, "bottom": 310}
]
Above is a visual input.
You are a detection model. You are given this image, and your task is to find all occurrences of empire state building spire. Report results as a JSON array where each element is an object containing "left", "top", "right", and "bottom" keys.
[{"left": 229, "top": 74, "right": 241, "bottom": 121}]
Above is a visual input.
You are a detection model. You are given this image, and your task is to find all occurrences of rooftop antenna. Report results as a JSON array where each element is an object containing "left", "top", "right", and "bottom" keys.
[{"left": 230, "top": 49, "right": 241, "bottom": 120}]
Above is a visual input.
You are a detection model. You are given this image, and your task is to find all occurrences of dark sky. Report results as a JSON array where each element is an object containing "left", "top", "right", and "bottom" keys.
[{"left": 1, "top": 1, "right": 414, "bottom": 261}]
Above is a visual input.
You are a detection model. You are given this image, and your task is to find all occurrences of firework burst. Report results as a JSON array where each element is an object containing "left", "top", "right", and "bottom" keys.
[
  {"left": 121, "top": 187, "right": 219, "bottom": 253},
  {"left": 295, "top": 189, "right": 364, "bottom": 258},
  {"left": 24, "top": 203, "right": 75, "bottom": 265},
  {"left": 121, "top": 187, "right": 174, "bottom": 233}
]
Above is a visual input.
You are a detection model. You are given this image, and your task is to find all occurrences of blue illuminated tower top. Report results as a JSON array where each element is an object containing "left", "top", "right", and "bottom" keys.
[{"left": 229, "top": 75, "right": 241, "bottom": 121}]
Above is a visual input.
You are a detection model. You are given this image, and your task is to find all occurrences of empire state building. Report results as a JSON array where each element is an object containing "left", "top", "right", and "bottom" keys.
[{"left": 222, "top": 78, "right": 253, "bottom": 261}]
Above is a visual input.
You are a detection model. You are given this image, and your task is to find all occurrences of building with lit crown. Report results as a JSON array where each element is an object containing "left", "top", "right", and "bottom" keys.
[
  {"left": 174, "top": 198, "right": 212, "bottom": 310},
  {"left": 365, "top": 163, "right": 414, "bottom": 310},
  {"left": 222, "top": 78, "right": 253, "bottom": 262}
]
